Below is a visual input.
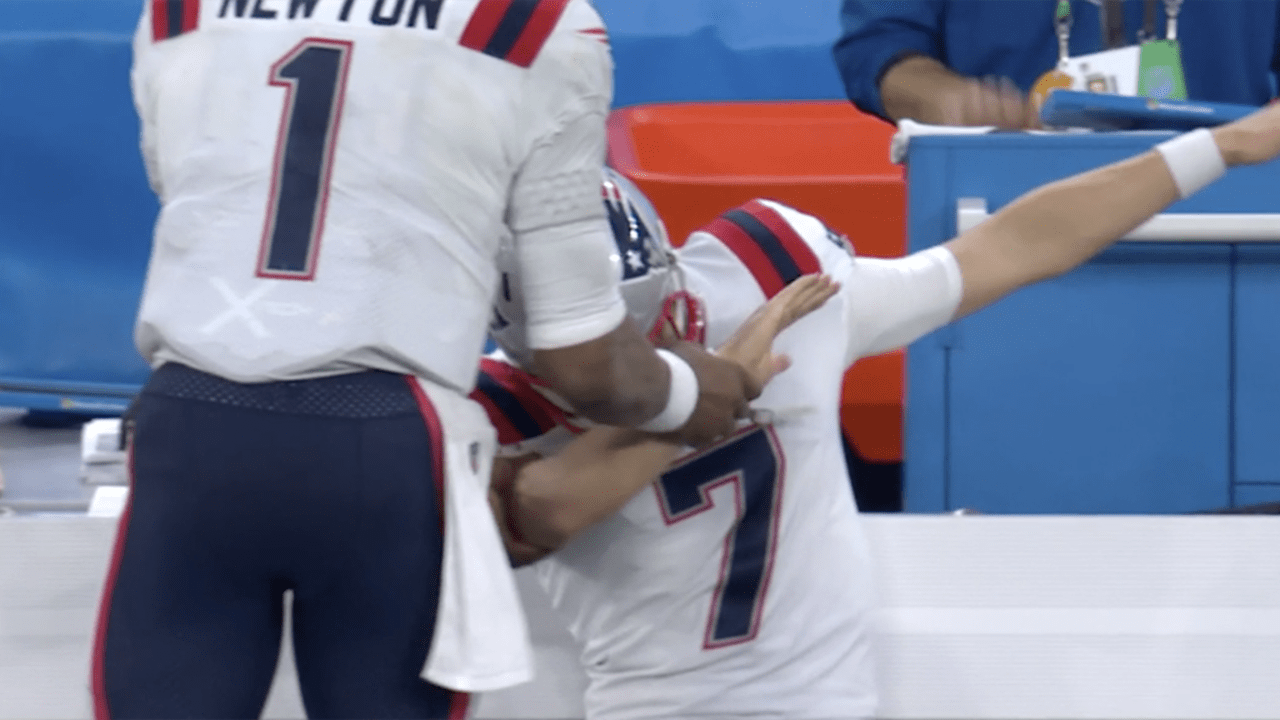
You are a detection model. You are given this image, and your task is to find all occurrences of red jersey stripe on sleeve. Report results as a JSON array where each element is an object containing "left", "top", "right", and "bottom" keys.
[
  {"left": 702, "top": 215, "right": 787, "bottom": 299},
  {"left": 459, "top": 0, "right": 513, "bottom": 53},
  {"left": 181, "top": 0, "right": 200, "bottom": 34},
  {"left": 740, "top": 200, "right": 822, "bottom": 276},
  {"left": 506, "top": 0, "right": 572, "bottom": 67},
  {"left": 151, "top": 0, "right": 199, "bottom": 42},
  {"left": 577, "top": 27, "right": 609, "bottom": 45},
  {"left": 460, "top": 0, "right": 570, "bottom": 68},
  {"left": 150, "top": 0, "right": 170, "bottom": 41},
  {"left": 698, "top": 201, "right": 822, "bottom": 299}
]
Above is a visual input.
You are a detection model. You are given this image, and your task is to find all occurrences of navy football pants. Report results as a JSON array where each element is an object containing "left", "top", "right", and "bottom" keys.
[{"left": 93, "top": 364, "right": 467, "bottom": 719}]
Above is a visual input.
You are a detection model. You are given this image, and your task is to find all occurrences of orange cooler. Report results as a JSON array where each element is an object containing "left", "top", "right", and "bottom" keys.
[{"left": 607, "top": 101, "right": 907, "bottom": 463}]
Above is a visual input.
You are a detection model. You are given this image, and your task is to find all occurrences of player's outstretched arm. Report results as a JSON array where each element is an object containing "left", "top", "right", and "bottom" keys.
[
  {"left": 946, "top": 101, "right": 1280, "bottom": 318},
  {"left": 491, "top": 275, "right": 839, "bottom": 566}
]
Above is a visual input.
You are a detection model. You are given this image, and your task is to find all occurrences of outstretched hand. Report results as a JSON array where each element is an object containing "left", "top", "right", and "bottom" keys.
[
  {"left": 663, "top": 274, "right": 839, "bottom": 448},
  {"left": 1214, "top": 100, "right": 1280, "bottom": 167},
  {"left": 715, "top": 273, "right": 841, "bottom": 392}
]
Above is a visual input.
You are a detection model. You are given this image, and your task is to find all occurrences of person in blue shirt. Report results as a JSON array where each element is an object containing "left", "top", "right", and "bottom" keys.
[{"left": 833, "top": 0, "right": 1280, "bottom": 128}]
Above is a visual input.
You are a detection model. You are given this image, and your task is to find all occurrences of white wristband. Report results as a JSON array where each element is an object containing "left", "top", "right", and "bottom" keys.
[
  {"left": 1155, "top": 128, "right": 1226, "bottom": 199},
  {"left": 637, "top": 350, "right": 699, "bottom": 433}
]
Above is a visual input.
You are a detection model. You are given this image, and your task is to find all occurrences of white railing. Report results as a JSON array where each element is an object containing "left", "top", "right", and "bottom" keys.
[{"left": 957, "top": 197, "right": 1280, "bottom": 242}]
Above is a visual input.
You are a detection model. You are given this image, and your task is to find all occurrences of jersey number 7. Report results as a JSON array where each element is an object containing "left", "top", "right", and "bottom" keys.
[
  {"left": 258, "top": 38, "right": 353, "bottom": 281},
  {"left": 655, "top": 427, "right": 785, "bottom": 649}
]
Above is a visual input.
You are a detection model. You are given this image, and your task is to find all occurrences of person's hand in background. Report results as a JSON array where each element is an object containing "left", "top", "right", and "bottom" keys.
[{"left": 880, "top": 55, "right": 1039, "bottom": 129}]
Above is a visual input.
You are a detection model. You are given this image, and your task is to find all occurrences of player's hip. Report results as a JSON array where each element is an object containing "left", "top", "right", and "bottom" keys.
[{"left": 127, "top": 362, "right": 448, "bottom": 537}]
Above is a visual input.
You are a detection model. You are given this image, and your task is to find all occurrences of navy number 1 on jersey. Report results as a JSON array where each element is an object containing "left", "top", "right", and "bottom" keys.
[
  {"left": 655, "top": 427, "right": 785, "bottom": 649},
  {"left": 258, "top": 38, "right": 352, "bottom": 280}
]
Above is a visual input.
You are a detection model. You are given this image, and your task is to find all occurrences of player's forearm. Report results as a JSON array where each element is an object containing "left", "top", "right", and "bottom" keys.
[
  {"left": 946, "top": 104, "right": 1280, "bottom": 319},
  {"left": 518, "top": 212, "right": 671, "bottom": 426},
  {"left": 532, "top": 319, "right": 669, "bottom": 426},
  {"left": 511, "top": 427, "right": 681, "bottom": 551},
  {"left": 489, "top": 484, "right": 552, "bottom": 568},
  {"left": 949, "top": 146, "right": 1185, "bottom": 317}
]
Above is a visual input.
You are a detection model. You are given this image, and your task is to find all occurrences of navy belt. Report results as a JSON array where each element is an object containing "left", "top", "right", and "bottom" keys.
[{"left": 143, "top": 363, "right": 422, "bottom": 419}]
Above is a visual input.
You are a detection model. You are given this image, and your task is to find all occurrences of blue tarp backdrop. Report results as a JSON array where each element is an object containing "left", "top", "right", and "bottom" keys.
[{"left": 0, "top": 0, "right": 846, "bottom": 411}]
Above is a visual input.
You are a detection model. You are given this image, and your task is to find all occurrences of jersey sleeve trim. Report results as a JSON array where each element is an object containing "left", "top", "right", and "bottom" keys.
[
  {"left": 699, "top": 200, "right": 822, "bottom": 299},
  {"left": 470, "top": 358, "right": 568, "bottom": 445},
  {"left": 459, "top": 0, "right": 572, "bottom": 68},
  {"left": 151, "top": 0, "right": 199, "bottom": 42}
]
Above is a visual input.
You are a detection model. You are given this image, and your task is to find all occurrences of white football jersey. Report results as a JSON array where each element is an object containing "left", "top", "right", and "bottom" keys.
[
  {"left": 131, "top": 0, "right": 615, "bottom": 391},
  {"left": 475, "top": 199, "right": 962, "bottom": 720}
]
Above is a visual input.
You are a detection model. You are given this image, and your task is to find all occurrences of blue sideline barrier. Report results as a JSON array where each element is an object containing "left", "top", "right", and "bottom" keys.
[
  {"left": 902, "top": 132, "right": 1280, "bottom": 514},
  {"left": 597, "top": 0, "right": 845, "bottom": 107},
  {"left": 0, "top": 1, "right": 156, "bottom": 412}
]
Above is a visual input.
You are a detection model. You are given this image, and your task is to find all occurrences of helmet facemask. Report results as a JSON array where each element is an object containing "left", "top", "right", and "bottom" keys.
[{"left": 602, "top": 168, "right": 704, "bottom": 346}]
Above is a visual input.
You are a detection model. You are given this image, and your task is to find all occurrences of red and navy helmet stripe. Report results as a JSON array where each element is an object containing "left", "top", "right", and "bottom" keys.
[
  {"left": 151, "top": 0, "right": 199, "bottom": 42},
  {"left": 702, "top": 200, "right": 821, "bottom": 299},
  {"left": 470, "top": 359, "right": 565, "bottom": 445},
  {"left": 459, "top": 0, "right": 571, "bottom": 68}
]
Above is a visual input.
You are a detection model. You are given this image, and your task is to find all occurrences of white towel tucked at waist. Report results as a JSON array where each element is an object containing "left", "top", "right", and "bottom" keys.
[{"left": 414, "top": 378, "right": 534, "bottom": 692}]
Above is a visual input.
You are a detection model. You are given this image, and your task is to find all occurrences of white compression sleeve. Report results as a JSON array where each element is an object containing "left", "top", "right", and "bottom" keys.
[
  {"left": 517, "top": 217, "right": 627, "bottom": 350},
  {"left": 843, "top": 245, "right": 964, "bottom": 366}
]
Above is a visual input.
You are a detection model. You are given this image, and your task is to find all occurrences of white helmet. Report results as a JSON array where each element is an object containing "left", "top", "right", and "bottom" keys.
[{"left": 490, "top": 168, "right": 704, "bottom": 368}]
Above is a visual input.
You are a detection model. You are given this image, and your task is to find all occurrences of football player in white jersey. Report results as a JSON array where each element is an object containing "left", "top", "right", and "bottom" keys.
[
  {"left": 96, "top": 1, "right": 769, "bottom": 719},
  {"left": 477, "top": 105, "right": 1280, "bottom": 720}
]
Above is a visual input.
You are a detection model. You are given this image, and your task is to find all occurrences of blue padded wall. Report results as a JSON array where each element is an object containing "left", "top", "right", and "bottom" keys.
[
  {"left": 0, "top": 0, "right": 155, "bottom": 412},
  {"left": 593, "top": 0, "right": 845, "bottom": 107}
]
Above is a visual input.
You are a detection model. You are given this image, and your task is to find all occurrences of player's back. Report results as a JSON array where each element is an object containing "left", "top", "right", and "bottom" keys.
[
  {"left": 131, "top": 0, "right": 609, "bottom": 390},
  {"left": 531, "top": 200, "right": 882, "bottom": 720}
]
